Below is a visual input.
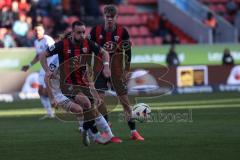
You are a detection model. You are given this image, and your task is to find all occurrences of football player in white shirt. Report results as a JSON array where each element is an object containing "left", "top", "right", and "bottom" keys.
[{"left": 21, "top": 24, "right": 56, "bottom": 119}]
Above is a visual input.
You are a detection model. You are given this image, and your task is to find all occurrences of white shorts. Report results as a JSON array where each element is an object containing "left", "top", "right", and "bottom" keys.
[
  {"left": 39, "top": 68, "right": 46, "bottom": 88},
  {"left": 54, "top": 93, "right": 69, "bottom": 104}
]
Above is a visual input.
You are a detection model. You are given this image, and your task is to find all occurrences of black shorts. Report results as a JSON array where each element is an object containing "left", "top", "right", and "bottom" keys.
[
  {"left": 95, "top": 72, "right": 109, "bottom": 93},
  {"left": 95, "top": 72, "right": 128, "bottom": 96}
]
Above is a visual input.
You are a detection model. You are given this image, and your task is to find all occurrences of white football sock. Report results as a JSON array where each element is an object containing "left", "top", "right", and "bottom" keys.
[
  {"left": 131, "top": 130, "right": 137, "bottom": 133},
  {"left": 40, "top": 96, "right": 54, "bottom": 117},
  {"left": 95, "top": 115, "right": 113, "bottom": 138}
]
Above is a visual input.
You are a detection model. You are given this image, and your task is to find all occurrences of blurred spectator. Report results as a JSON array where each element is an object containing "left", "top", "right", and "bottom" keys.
[
  {"left": 18, "top": 0, "right": 30, "bottom": 13},
  {"left": 12, "top": 13, "right": 29, "bottom": 46},
  {"left": 12, "top": 13, "right": 29, "bottom": 37},
  {"left": 204, "top": 12, "right": 217, "bottom": 42},
  {"left": 226, "top": 0, "right": 238, "bottom": 15},
  {"left": 225, "top": 0, "right": 238, "bottom": 24},
  {"left": 147, "top": 12, "right": 160, "bottom": 36},
  {"left": 25, "top": 29, "right": 35, "bottom": 47},
  {"left": 11, "top": 0, "right": 19, "bottom": 20},
  {"left": 166, "top": 45, "right": 180, "bottom": 67},
  {"left": 81, "top": 0, "right": 101, "bottom": 17},
  {"left": 62, "top": 0, "right": 71, "bottom": 14},
  {"left": 2, "top": 27, "right": 17, "bottom": 48},
  {"left": 0, "top": 0, "right": 12, "bottom": 9},
  {"left": 36, "top": 0, "right": 51, "bottom": 16},
  {"left": 159, "top": 13, "right": 171, "bottom": 38},
  {"left": 0, "top": 5, "right": 14, "bottom": 27},
  {"left": 222, "top": 48, "right": 234, "bottom": 65}
]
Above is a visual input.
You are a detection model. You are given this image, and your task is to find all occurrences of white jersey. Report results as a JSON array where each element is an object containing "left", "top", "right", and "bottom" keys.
[
  {"left": 34, "top": 35, "right": 56, "bottom": 65},
  {"left": 35, "top": 35, "right": 57, "bottom": 87}
]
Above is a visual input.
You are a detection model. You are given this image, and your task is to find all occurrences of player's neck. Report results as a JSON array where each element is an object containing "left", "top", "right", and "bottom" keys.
[{"left": 105, "top": 24, "right": 116, "bottom": 32}]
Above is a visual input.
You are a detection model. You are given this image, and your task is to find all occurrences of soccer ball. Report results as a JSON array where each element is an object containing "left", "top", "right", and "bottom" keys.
[{"left": 132, "top": 103, "right": 151, "bottom": 122}]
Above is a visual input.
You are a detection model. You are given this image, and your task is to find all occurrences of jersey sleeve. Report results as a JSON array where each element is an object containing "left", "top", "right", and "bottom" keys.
[
  {"left": 47, "top": 41, "right": 63, "bottom": 56},
  {"left": 122, "top": 28, "right": 131, "bottom": 63},
  {"left": 122, "top": 27, "right": 130, "bottom": 41},
  {"left": 45, "top": 35, "right": 55, "bottom": 47},
  {"left": 89, "top": 40, "right": 100, "bottom": 56}
]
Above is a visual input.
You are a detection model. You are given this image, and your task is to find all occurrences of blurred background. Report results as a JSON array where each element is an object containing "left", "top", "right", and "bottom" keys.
[{"left": 0, "top": 0, "right": 240, "bottom": 101}]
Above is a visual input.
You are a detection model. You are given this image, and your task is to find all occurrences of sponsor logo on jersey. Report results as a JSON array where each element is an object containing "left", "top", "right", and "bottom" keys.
[
  {"left": 114, "top": 36, "right": 119, "bottom": 42},
  {"left": 82, "top": 47, "right": 88, "bottom": 53}
]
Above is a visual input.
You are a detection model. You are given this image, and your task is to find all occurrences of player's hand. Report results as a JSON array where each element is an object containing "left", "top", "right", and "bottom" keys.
[
  {"left": 103, "top": 64, "right": 111, "bottom": 78},
  {"left": 21, "top": 65, "right": 30, "bottom": 72}
]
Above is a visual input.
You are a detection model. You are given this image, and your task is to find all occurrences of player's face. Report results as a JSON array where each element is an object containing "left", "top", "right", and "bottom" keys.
[
  {"left": 73, "top": 25, "right": 86, "bottom": 41},
  {"left": 104, "top": 13, "right": 117, "bottom": 28},
  {"left": 35, "top": 26, "right": 44, "bottom": 39}
]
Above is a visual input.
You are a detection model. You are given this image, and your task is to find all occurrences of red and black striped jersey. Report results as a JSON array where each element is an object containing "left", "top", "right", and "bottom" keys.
[
  {"left": 89, "top": 25, "right": 131, "bottom": 59},
  {"left": 47, "top": 37, "right": 101, "bottom": 90}
]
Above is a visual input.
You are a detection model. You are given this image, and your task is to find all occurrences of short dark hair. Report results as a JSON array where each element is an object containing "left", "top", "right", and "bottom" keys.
[
  {"left": 104, "top": 5, "right": 118, "bottom": 16},
  {"left": 35, "top": 23, "right": 44, "bottom": 29},
  {"left": 72, "top": 21, "right": 85, "bottom": 29}
]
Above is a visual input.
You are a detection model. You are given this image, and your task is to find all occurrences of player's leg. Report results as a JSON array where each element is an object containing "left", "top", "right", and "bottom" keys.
[
  {"left": 38, "top": 85, "right": 55, "bottom": 119},
  {"left": 95, "top": 73, "right": 109, "bottom": 122},
  {"left": 75, "top": 89, "right": 121, "bottom": 143},
  {"left": 38, "top": 69, "right": 54, "bottom": 119},
  {"left": 118, "top": 94, "right": 144, "bottom": 141},
  {"left": 74, "top": 92, "right": 110, "bottom": 145},
  {"left": 112, "top": 74, "right": 144, "bottom": 141}
]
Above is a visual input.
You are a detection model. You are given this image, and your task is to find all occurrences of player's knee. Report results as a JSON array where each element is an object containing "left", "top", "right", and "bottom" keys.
[{"left": 74, "top": 95, "right": 91, "bottom": 109}]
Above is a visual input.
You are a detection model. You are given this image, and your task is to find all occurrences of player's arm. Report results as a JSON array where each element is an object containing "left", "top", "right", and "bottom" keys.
[
  {"left": 21, "top": 54, "right": 40, "bottom": 72},
  {"left": 89, "top": 40, "right": 111, "bottom": 77},
  {"left": 122, "top": 28, "right": 132, "bottom": 76},
  {"left": 40, "top": 41, "right": 62, "bottom": 76}
]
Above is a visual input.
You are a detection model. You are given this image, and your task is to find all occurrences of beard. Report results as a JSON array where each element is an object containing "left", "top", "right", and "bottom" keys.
[{"left": 74, "top": 38, "right": 81, "bottom": 44}]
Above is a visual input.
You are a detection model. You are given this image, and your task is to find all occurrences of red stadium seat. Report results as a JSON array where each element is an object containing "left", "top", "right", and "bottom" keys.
[
  {"left": 139, "top": 26, "right": 150, "bottom": 37},
  {"left": 129, "top": 26, "right": 139, "bottom": 37},
  {"left": 145, "top": 37, "right": 154, "bottom": 45},
  {"left": 118, "top": 5, "right": 136, "bottom": 15},
  {"left": 154, "top": 37, "right": 162, "bottom": 45}
]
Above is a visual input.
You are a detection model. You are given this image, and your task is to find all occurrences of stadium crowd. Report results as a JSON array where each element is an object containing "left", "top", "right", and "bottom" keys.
[{"left": 0, "top": 0, "right": 125, "bottom": 48}]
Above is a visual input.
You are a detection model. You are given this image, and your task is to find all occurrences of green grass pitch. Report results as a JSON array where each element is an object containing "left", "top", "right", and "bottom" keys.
[{"left": 0, "top": 92, "right": 240, "bottom": 160}]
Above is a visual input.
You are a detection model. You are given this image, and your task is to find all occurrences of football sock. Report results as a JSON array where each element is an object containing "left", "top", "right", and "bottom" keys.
[
  {"left": 95, "top": 115, "right": 113, "bottom": 138},
  {"left": 40, "top": 96, "right": 54, "bottom": 117},
  {"left": 83, "top": 120, "right": 94, "bottom": 131},
  {"left": 128, "top": 119, "right": 136, "bottom": 131},
  {"left": 131, "top": 130, "right": 137, "bottom": 133},
  {"left": 78, "top": 120, "right": 84, "bottom": 128}
]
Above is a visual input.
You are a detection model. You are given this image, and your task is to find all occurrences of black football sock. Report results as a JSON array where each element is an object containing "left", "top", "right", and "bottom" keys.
[
  {"left": 127, "top": 119, "right": 136, "bottom": 131},
  {"left": 83, "top": 120, "right": 96, "bottom": 133},
  {"left": 89, "top": 123, "right": 98, "bottom": 134}
]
